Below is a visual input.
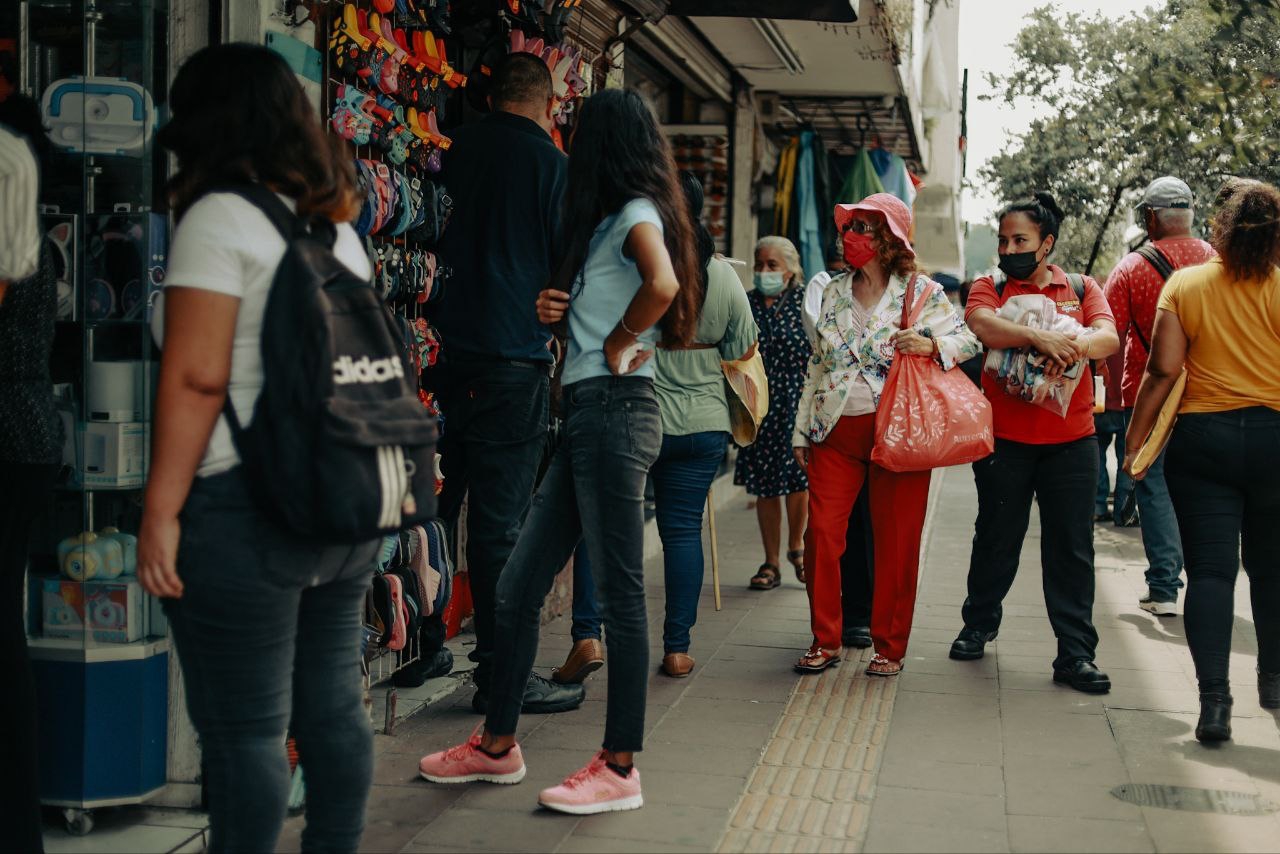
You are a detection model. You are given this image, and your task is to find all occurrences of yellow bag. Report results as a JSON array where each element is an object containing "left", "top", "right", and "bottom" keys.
[
  {"left": 1131, "top": 370, "right": 1186, "bottom": 478},
  {"left": 722, "top": 351, "right": 770, "bottom": 447}
]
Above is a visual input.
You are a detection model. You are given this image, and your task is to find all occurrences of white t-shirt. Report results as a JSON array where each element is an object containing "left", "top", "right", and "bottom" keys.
[{"left": 151, "top": 192, "right": 372, "bottom": 477}]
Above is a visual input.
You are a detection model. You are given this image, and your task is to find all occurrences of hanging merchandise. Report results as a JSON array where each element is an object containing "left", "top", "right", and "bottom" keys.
[
  {"left": 795, "top": 131, "right": 824, "bottom": 282},
  {"left": 772, "top": 136, "right": 799, "bottom": 237},
  {"left": 837, "top": 148, "right": 885, "bottom": 205},
  {"left": 868, "top": 147, "right": 917, "bottom": 208}
]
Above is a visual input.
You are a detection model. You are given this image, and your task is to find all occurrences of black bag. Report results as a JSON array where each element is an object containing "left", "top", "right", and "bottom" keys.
[{"left": 216, "top": 185, "right": 438, "bottom": 542}]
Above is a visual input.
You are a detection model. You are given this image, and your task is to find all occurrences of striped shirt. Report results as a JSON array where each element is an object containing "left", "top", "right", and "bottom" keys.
[{"left": 0, "top": 126, "right": 39, "bottom": 282}]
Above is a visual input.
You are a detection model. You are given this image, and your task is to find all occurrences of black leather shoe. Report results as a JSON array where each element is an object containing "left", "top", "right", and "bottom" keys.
[
  {"left": 1052, "top": 660, "right": 1111, "bottom": 694},
  {"left": 1196, "top": 693, "right": 1233, "bottom": 742},
  {"left": 842, "top": 626, "right": 872, "bottom": 649},
  {"left": 1259, "top": 670, "right": 1280, "bottom": 710},
  {"left": 949, "top": 629, "right": 998, "bottom": 661},
  {"left": 471, "top": 672, "right": 586, "bottom": 715},
  {"left": 391, "top": 649, "right": 454, "bottom": 688}
]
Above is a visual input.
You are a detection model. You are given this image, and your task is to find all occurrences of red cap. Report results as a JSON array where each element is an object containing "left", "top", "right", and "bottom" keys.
[{"left": 834, "top": 193, "right": 915, "bottom": 259}]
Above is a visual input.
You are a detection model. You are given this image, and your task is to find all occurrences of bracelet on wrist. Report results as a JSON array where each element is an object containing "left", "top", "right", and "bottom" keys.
[{"left": 619, "top": 316, "right": 641, "bottom": 337}]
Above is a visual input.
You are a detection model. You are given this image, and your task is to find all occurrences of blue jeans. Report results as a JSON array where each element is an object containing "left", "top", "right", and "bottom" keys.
[
  {"left": 1094, "top": 410, "right": 1133, "bottom": 519},
  {"left": 165, "top": 469, "right": 378, "bottom": 853},
  {"left": 571, "top": 432, "right": 727, "bottom": 653},
  {"left": 1124, "top": 409, "right": 1185, "bottom": 600},
  {"left": 486, "top": 377, "right": 661, "bottom": 751}
]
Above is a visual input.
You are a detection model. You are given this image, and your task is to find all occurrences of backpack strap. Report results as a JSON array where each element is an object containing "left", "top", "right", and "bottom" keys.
[
  {"left": 1065, "top": 273, "right": 1086, "bottom": 301},
  {"left": 992, "top": 273, "right": 1007, "bottom": 299},
  {"left": 1135, "top": 244, "right": 1175, "bottom": 282}
]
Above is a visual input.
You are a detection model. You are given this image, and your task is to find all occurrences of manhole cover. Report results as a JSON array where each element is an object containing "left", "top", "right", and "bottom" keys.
[{"left": 1111, "top": 783, "right": 1279, "bottom": 816}]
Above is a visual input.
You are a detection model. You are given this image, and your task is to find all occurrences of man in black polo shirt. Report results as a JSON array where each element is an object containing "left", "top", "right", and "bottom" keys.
[{"left": 428, "top": 53, "right": 582, "bottom": 714}]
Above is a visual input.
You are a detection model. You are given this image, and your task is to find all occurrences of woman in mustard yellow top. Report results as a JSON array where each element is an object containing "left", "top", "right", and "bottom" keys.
[{"left": 1125, "top": 178, "right": 1280, "bottom": 744}]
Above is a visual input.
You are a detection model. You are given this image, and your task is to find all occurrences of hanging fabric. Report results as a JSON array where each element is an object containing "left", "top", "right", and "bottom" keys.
[
  {"left": 811, "top": 133, "right": 836, "bottom": 270},
  {"left": 772, "top": 137, "right": 800, "bottom": 237},
  {"left": 795, "top": 131, "right": 824, "bottom": 283},
  {"left": 837, "top": 149, "right": 886, "bottom": 206},
  {"left": 869, "top": 147, "right": 917, "bottom": 208}
]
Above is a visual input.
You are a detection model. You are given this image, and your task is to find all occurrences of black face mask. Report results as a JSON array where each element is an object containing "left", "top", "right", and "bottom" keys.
[{"left": 997, "top": 244, "right": 1046, "bottom": 281}]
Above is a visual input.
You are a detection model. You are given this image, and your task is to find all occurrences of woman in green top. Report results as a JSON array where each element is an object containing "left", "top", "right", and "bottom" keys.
[{"left": 651, "top": 173, "right": 759, "bottom": 677}]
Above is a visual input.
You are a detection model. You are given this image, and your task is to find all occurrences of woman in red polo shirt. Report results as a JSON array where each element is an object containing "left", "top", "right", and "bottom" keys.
[{"left": 950, "top": 192, "right": 1120, "bottom": 694}]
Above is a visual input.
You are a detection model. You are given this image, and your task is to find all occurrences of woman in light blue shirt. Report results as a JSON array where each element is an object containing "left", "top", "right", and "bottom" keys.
[{"left": 418, "top": 90, "right": 702, "bottom": 814}]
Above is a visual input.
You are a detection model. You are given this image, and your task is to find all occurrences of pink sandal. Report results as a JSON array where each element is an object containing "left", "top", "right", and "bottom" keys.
[
  {"left": 795, "top": 646, "right": 841, "bottom": 673},
  {"left": 866, "top": 654, "right": 903, "bottom": 677}
]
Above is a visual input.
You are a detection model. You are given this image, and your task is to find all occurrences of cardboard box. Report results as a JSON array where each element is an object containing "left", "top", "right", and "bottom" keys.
[
  {"left": 84, "top": 579, "right": 144, "bottom": 643},
  {"left": 42, "top": 578, "right": 87, "bottom": 639},
  {"left": 81, "top": 421, "right": 149, "bottom": 488}
]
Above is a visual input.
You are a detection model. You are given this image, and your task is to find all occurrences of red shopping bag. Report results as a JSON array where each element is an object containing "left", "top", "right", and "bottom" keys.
[{"left": 872, "top": 280, "right": 994, "bottom": 473}]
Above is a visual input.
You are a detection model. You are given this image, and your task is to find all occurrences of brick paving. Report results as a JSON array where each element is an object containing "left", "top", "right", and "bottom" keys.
[{"left": 269, "top": 466, "right": 1280, "bottom": 853}]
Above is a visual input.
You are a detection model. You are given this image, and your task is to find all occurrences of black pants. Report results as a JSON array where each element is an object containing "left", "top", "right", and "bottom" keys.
[
  {"left": 1165, "top": 407, "right": 1280, "bottom": 695},
  {"left": 434, "top": 357, "right": 550, "bottom": 689},
  {"left": 0, "top": 462, "right": 56, "bottom": 853},
  {"left": 487, "top": 377, "right": 660, "bottom": 750},
  {"left": 841, "top": 489, "right": 874, "bottom": 628},
  {"left": 962, "top": 437, "right": 1100, "bottom": 669}
]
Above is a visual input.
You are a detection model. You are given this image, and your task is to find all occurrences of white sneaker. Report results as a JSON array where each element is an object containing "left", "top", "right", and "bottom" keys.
[{"left": 1139, "top": 596, "right": 1178, "bottom": 617}]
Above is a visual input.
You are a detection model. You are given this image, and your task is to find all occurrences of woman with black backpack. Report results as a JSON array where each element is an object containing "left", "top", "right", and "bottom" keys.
[
  {"left": 950, "top": 192, "right": 1120, "bottom": 693},
  {"left": 419, "top": 89, "right": 702, "bottom": 815},
  {"left": 136, "top": 45, "right": 386, "bottom": 852}
]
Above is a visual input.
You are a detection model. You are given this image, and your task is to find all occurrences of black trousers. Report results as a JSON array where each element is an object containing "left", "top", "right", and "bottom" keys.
[
  {"left": 841, "top": 489, "right": 874, "bottom": 628},
  {"left": 1165, "top": 407, "right": 1280, "bottom": 695},
  {"left": 433, "top": 357, "right": 550, "bottom": 689},
  {"left": 0, "top": 462, "right": 56, "bottom": 853},
  {"left": 962, "top": 437, "right": 1100, "bottom": 670}
]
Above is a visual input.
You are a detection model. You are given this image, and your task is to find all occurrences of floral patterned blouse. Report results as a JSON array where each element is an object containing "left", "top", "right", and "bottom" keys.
[{"left": 792, "top": 271, "right": 980, "bottom": 447}]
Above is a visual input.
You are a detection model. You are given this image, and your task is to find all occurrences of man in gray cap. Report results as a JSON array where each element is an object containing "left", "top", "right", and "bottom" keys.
[{"left": 1103, "top": 176, "right": 1215, "bottom": 616}]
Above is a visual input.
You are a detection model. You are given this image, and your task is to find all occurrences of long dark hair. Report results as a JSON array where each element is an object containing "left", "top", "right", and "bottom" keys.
[
  {"left": 157, "top": 44, "right": 358, "bottom": 223},
  {"left": 552, "top": 89, "right": 700, "bottom": 346},
  {"left": 680, "top": 170, "right": 715, "bottom": 302},
  {"left": 1211, "top": 180, "right": 1280, "bottom": 282}
]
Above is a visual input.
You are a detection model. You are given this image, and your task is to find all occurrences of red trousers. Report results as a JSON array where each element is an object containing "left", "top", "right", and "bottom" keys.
[{"left": 805, "top": 415, "right": 931, "bottom": 660}]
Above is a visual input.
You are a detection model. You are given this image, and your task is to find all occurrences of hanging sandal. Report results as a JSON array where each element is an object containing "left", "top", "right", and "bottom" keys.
[
  {"left": 749, "top": 563, "right": 781, "bottom": 590},
  {"left": 787, "top": 549, "right": 806, "bottom": 584},
  {"left": 795, "top": 645, "right": 841, "bottom": 673},
  {"left": 866, "top": 654, "right": 904, "bottom": 677}
]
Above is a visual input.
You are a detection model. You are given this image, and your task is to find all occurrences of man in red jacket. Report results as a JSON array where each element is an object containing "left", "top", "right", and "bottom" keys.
[{"left": 1103, "top": 176, "right": 1215, "bottom": 617}]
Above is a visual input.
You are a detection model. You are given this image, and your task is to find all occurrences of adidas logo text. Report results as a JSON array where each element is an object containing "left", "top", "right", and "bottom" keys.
[{"left": 333, "top": 355, "right": 405, "bottom": 386}]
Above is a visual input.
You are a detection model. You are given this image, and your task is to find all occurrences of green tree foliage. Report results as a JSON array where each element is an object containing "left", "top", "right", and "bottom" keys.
[{"left": 979, "top": 0, "right": 1280, "bottom": 275}]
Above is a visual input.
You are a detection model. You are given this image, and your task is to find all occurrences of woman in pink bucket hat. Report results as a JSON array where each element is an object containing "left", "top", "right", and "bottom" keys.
[{"left": 792, "top": 193, "right": 980, "bottom": 676}]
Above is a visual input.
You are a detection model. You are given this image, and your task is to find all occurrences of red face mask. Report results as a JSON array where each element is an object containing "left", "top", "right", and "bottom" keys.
[{"left": 842, "top": 231, "right": 877, "bottom": 269}]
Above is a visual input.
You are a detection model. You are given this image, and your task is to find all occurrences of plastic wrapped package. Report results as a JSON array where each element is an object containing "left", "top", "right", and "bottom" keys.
[{"left": 983, "top": 294, "right": 1093, "bottom": 417}]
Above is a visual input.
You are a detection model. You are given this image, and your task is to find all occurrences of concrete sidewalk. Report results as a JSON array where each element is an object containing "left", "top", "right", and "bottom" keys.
[{"left": 276, "top": 466, "right": 1280, "bottom": 853}]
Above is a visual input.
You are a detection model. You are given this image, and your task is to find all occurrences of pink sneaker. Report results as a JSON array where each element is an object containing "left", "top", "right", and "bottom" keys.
[
  {"left": 538, "top": 752, "right": 643, "bottom": 815},
  {"left": 419, "top": 727, "right": 526, "bottom": 785}
]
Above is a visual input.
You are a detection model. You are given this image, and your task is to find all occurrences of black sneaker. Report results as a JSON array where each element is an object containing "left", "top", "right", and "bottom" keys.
[
  {"left": 1053, "top": 660, "right": 1111, "bottom": 694},
  {"left": 1139, "top": 593, "right": 1178, "bottom": 617},
  {"left": 842, "top": 625, "right": 872, "bottom": 649},
  {"left": 472, "top": 672, "right": 586, "bottom": 715},
  {"left": 391, "top": 649, "right": 455, "bottom": 688},
  {"left": 949, "top": 629, "right": 998, "bottom": 661}
]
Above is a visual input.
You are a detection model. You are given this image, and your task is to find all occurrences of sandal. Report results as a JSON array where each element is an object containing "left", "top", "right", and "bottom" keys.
[
  {"left": 866, "top": 654, "right": 904, "bottom": 677},
  {"left": 787, "top": 549, "right": 806, "bottom": 584},
  {"left": 795, "top": 645, "right": 841, "bottom": 673},
  {"left": 749, "top": 563, "right": 781, "bottom": 590}
]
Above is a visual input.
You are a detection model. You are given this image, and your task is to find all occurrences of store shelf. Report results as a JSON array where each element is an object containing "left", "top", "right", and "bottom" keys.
[{"left": 28, "top": 635, "right": 169, "bottom": 663}]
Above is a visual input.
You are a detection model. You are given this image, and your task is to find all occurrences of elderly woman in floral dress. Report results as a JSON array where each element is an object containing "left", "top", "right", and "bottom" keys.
[{"left": 792, "top": 194, "right": 980, "bottom": 676}]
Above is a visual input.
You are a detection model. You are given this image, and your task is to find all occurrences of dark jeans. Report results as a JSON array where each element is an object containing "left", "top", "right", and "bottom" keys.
[
  {"left": 434, "top": 357, "right": 550, "bottom": 689},
  {"left": 571, "top": 432, "right": 731, "bottom": 653},
  {"left": 164, "top": 470, "right": 378, "bottom": 853},
  {"left": 486, "top": 377, "right": 660, "bottom": 752},
  {"left": 1123, "top": 409, "right": 1184, "bottom": 600},
  {"left": 570, "top": 542, "right": 601, "bottom": 643},
  {"left": 1094, "top": 410, "right": 1134, "bottom": 520},
  {"left": 0, "top": 462, "right": 55, "bottom": 854},
  {"left": 962, "top": 437, "right": 1100, "bottom": 670},
  {"left": 841, "top": 489, "right": 874, "bottom": 629},
  {"left": 1165, "top": 407, "right": 1280, "bottom": 695}
]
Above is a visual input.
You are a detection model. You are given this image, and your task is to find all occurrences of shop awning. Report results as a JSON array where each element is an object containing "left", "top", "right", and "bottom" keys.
[{"left": 668, "top": 1, "right": 858, "bottom": 21}]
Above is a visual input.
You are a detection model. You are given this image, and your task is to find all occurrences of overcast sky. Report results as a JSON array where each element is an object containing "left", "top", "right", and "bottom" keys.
[{"left": 958, "top": 0, "right": 1156, "bottom": 225}]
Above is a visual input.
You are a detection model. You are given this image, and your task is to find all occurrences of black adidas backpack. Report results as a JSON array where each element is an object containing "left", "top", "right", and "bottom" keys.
[{"left": 215, "top": 184, "right": 438, "bottom": 542}]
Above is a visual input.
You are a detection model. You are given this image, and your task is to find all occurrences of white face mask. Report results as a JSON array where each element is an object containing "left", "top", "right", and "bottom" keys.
[{"left": 754, "top": 271, "right": 787, "bottom": 295}]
